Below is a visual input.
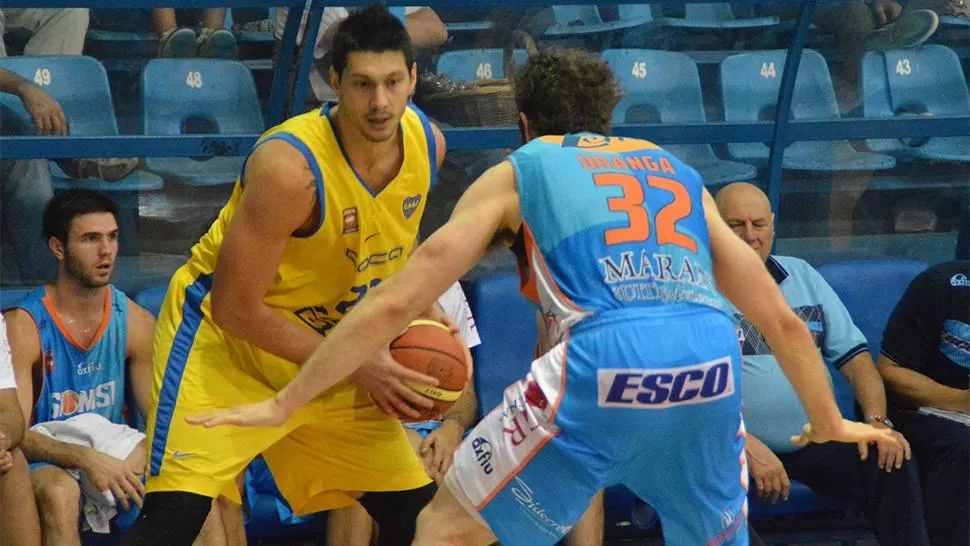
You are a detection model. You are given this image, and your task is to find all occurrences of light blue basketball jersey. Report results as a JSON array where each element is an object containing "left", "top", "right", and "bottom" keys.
[
  {"left": 15, "top": 286, "right": 129, "bottom": 425},
  {"left": 508, "top": 133, "right": 728, "bottom": 344}
]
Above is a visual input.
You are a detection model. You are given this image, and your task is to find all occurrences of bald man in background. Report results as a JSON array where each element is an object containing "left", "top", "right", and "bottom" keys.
[{"left": 715, "top": 183, "right": 929, "bottom": 546}]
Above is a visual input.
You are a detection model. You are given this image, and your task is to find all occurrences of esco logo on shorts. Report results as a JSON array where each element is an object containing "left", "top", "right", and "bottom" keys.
[
  {"left": 472, "top": 437, "right": 493, "bottom": 475},
  {"left": 597, "top": 357, "right": 734, "bottom": 409}
]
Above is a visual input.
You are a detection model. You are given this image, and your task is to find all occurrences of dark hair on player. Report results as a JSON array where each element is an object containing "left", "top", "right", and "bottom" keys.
[
  {"left": 42, "top": 189, "right": 119, "bottom": 244},
  {"left": 514, "top": 48, "right": 619, "bottom": 137},
  {"left": 331, "top": 4, "right": 414, "bottom": 77}
]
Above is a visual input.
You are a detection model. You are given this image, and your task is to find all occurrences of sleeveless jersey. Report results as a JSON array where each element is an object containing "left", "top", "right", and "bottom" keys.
[
  {"left": 14, "top": 285, "right": 129, "bottom": 424},
  {"left": 508, "top": 133, "right": 728, "bottom": 345},
  {"left": 180, "top": 103, "right": 437, "bottom": 337}
]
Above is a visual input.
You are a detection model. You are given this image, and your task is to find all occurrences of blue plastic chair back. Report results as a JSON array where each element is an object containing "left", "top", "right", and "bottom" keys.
[
  {"left": 814, "top": 259, "right": 926, "bottom": 419},
  {"left": 816, "top": 259, "right": 928, "bottom": 358},
  {"left": 435, "top": 49, "right": 530, "bottom": 82},
  {"left": 0, "top": 56, "right": 118, "bottom": 136},
  {"left": 142, "top": 59, "right": 264, "bottom": 136},
  {"left": 884, "top": 46, "right": 970, "bottom": 117},
  {"left": 464, "top": 275, "right": 537, "bottom": 417},
  {"left": 722, "top": 49, "right": 839, "bottom": 123},
  {"left": 133, "top": 286, "right": 168, "bottom": 318},
  {"left": 0, "top": 287, "right": 35, "bottom": 312},
  {"left": 605, "top": 49, "right": 705, "bottom": 124}
]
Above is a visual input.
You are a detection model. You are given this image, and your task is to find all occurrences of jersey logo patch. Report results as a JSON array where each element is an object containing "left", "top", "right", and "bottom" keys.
[
  {"left": 402, "top": 194, "right": 422, "bottom": 219},
  {"left": 342, "top": 207, "right": 359, "bottom": 234}
]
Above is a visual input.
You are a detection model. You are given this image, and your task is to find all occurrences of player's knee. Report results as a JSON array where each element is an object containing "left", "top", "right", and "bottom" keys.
[
  {"left": 33, "top": 469, "right": 81, "bottom": 520},
  {"left": 413, "top": 503, "right": 465, "bottom": 546}
]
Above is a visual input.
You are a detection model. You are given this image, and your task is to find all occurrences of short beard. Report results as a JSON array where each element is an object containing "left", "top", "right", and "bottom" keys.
[{"left": 64, "top": 248, "right": 108, "bottom": 289}]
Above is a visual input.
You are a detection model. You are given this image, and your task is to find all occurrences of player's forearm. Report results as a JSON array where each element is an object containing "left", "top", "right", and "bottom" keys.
[
  {"left": 877, "top": 356, "right": 969, "bottom": 413},
  {"left": 21, "top": 429, "right": 93, "bottom": 469},
  {"left": 765, "top": 318, "right": 844, "bottom": 434},
  {"left": 278, "top": 279, "right": 418, "bottom": 414},
  {"left": 214, "top": 303, "right": 322, "bottom": 366},
  {"left": 0, "top": 408, "right": 25, "bottom": 450},
  {"left": 442, "top": 386, "right": 478, "bottom": 431}
]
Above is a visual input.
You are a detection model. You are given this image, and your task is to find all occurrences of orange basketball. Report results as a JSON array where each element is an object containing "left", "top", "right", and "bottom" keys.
[{"left": 390, "top": 319, "right": 468, "bottom": 422}]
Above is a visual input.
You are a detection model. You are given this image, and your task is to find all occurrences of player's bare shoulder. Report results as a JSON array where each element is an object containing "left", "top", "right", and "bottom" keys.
[
  {"left": 2, "top": 308, "right": 42, "bottom": 367},
  {"left": 240, "top": 139, "right": 320, "bottom": 234}
]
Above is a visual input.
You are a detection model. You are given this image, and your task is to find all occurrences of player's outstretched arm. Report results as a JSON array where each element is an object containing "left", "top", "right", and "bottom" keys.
[
  {"left": 702, "top": 189, "right": 899, "bottom": 449},
  {"left": 188, "top": 161, "right": 521, "bottom": 428},
  {"left": 209, "top": 140, "right": 329, "bottom": 366}
]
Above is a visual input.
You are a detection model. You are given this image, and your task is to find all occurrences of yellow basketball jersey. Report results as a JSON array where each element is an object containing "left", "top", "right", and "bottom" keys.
[{"left": 183, "top": 104, "right": 436, "bottom": 338}]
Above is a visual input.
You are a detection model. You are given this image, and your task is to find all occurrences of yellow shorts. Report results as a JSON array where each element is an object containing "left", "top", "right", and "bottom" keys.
[{"left": 145, "top": 271, "right": 431, "bottom": 515}]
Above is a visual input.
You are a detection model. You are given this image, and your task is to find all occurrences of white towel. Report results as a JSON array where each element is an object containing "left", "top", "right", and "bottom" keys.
[
  {"left": 31, "top": 414, "right": 145, "bottom": 533},
  {"left": 918, "top": 406, "right": 970, "bottom": 426}
]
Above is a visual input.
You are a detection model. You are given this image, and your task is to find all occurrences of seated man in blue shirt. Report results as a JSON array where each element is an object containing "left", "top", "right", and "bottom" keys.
[
  {"left": 877, "top": 260, "right": 969, "bottom": 546},
  {"left": 715, "top": 183, "right": 928, "bottom": 546}
]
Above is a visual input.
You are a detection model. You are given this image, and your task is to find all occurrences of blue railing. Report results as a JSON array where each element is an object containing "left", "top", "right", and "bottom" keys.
[{"left": 2, "top": 0, "right": 968, "bottom": 216}]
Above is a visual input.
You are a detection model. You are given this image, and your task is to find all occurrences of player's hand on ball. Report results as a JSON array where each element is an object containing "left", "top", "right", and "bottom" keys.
[
  {"left": 790, "top": 418, "right": 902, "bottom": 451},
  {"left": 186, "top": 397, "right": 289, "bottom": 429},
  {"left": 351, "top": 348, "right": 438, "bottom": 420}
]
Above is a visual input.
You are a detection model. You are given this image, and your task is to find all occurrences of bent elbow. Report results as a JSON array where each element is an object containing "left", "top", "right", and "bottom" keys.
[{"left": 209, "top": 292, "right": 242, "bottom": 336}]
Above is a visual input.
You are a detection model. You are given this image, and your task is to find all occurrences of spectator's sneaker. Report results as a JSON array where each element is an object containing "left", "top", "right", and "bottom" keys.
[
  {"left": 158, "top": 27, "right": 198, "bottom": 58},
  {"left": 198, "top": 28, "right": 238, "bottom": 59},
  {"left": 57, "top": 158, "right": 139, "bottom": 182},
  {"left": 864, "top": 9, "right": 940, "bottom": 51}
]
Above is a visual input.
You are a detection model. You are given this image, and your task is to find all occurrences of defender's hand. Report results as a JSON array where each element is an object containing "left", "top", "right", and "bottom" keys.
[{"left": 186, "top": 397, "right": 290, "bottom": 429}]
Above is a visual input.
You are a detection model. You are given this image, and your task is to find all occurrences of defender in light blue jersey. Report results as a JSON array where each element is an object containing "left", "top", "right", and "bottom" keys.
[{"left": 189, "top": 49, "right": 902, "bottom": 546}]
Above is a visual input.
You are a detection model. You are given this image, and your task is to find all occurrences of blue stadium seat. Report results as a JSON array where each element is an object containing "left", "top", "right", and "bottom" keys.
[
  {"left": 133, "top": 286, "right": 168, "bottom": 318},
  {"left": 816, "top": 259, "right": 928, "bottom": 358},
  {"left": 0, "top": 56, "right": 162, "bottom": 256},
  {"left": 0, "top": 56, "right": 162, "bottom": 194},
  {"left": 541, "top": 5, "right": 646, "bottom": 47},
  {"left": 435, "top": 48, "right": 530, "bottom": 82},
  {"left": 0, "top": 287, "right": 34, "bottom": 312},
  {"left": 142, "top": 59, "right": 264, "bottom": 186},
  {"left": 603, "top": 49, "right": 757, "bottom": 187},
  {"left": 720, "top": 49, "right": 896, "bottom": 171},
  {"left": 862, "top": 46, "right": 970, "bottom": 163}
]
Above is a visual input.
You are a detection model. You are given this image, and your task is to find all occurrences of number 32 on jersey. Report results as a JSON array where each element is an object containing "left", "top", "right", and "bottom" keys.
[{"left": 593, "top": 172, "right": 698, "bottom": 253}]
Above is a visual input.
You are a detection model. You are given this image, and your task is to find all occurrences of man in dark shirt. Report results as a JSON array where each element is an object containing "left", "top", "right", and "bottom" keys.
[{"left": 878, "top": 260, "right": 969, "bottom": 546}]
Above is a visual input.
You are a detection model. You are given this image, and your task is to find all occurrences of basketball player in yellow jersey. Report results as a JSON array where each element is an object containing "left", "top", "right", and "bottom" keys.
[{"left": 120, "top": 7, "right": 447, "bottom": 546}]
